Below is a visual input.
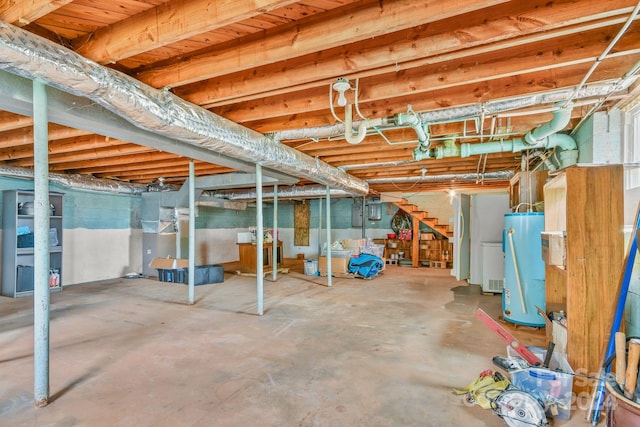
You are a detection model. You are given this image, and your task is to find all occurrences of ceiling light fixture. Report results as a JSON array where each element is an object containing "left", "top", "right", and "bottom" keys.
[{"left": 332, "top": 77, "right": 351, "bottom": 107}]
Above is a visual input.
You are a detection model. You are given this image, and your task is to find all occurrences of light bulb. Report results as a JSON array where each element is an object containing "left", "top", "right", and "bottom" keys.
[
  {"left": 337, "top": 91, "right": 347, "bottom": 107},
  {"left": 332, "top": 78, "right": 351, "bottom": 108}
]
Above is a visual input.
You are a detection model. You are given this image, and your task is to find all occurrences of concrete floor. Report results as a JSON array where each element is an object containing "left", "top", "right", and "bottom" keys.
[{"left": 1, "top": 261, "right": 591, "bottom": 426}]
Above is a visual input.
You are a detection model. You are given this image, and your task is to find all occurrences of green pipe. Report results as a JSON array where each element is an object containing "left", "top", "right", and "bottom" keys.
[
  {"left": 524, "top": 105, "right": 573, "bottom": 145},
  {"left": 414, "top": 132, "right": 578, "bottom": 168}
]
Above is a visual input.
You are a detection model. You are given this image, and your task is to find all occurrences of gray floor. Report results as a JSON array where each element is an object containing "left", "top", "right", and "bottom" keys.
[{"left": 1, "top": 262, "right": 589, "bottom": 426}]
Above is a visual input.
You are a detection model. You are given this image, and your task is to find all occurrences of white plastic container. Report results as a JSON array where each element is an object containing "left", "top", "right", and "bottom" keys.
[{"left": 304, "top": 259, "right": 318, "bottom": 276}]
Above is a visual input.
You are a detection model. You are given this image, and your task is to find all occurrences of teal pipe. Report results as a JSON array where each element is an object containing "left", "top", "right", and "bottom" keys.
[
  {"left": 524, "top": 105, "right": 573, "bottom": 144},
  {"left": 413, "top": 128, "right": 578, "bottom": 168}
]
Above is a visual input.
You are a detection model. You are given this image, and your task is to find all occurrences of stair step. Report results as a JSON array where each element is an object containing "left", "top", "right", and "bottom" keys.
[{"left": 392, "top": 201, "right": 452, "bottom": 239}]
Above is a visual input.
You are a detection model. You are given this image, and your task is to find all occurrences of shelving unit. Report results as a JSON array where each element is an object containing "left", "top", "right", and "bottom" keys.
[
  {"left": 377, "top": 236, "right": 452, "bottom": 267},
  {"left": 418, "top": 239, "right": 453, "bottom": 267},
  {"left": 383, "top": 238, "right": 412, "bottom": 263},
  {"left": 543, "top": 165, "right": 623, "bottom": 393},
  {"left": 2, "top": 190, "right": 63, "bottom": 298}
]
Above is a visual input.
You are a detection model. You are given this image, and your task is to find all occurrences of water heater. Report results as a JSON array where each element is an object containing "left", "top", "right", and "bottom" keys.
[{"left": 502, "top": 212, "right": 545, "bottom": 327}]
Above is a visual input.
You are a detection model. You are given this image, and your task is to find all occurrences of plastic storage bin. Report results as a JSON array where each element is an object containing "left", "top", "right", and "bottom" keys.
[
  {"left": 158, "top": 265, "right": 224, "bottom": 285},
  {"left": 16, "top": 265, "right": 34, "bottom": 293},
  {"left": 508, "top": 347, "right": 574, "bottom": 419},
  {"left": 304, "top": 259, "right": 318, "bottom": 275}
]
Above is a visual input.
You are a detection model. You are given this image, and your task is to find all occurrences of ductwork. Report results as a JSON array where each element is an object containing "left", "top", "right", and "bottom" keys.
[
  {"left": 413, "top": 106, "right": 579, "bottom": 169},
  {"left": 366, "top": 171, "right": 513, "bottom": 184},
  {"left": 210, "top": 185, "right": 351, "bottom": 201},
  {"left": 0, "top": 21, "right": 368, "bottom": 196},
  {"left": 0, "top": 165, "right": 147, "bottom": 194}
]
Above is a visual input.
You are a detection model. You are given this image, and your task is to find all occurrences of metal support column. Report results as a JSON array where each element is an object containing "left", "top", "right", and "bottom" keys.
[
  {"left": 361, "top": 196, "right": 366, "bottom": 238},
  {"left": 272, "top": 184, "right": 278, "bottom": 282},
  {"left": 188, "top": 161, "right": 195, "bottom": 304},
  {"left": 325, "top": 185, "right": 332, "bottom": 287},
  {"left": 33, "top": 79, "right": 50, "bottom": 407},
  {"left": 318, "top": 198, "right": 323, "bottom": 255},
  {"left": 256, "top": 164, "right": 264, "bottom": 315}
]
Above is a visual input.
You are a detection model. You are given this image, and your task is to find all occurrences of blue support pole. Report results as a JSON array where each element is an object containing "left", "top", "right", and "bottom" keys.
[
  {"left": 32, "top": 79, "right": 50, "bottom": 407},
  {"left": 256, "top": 164, "right": 264, "bottom": 315},
  {"left": 272, "top": 184, "right": 278, "bottom": 282},
  {"left": 188, "top": 161, "right": 195, "bottom": 304},
  {"left": 325, "top": 185, "right": 332, "bottom": 287}
]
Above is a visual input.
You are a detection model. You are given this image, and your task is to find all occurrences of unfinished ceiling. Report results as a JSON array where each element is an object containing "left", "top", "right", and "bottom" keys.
[{"left": 0, "top": 0, "right": 639, "bottom": 195}]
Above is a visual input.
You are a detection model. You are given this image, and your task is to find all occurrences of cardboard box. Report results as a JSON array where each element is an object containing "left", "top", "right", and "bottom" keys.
[
  {"left": 318, "top": 256, "right": 350, "bottom": 274},
  {"left": 237, "top": 232, "right": 253, "bottom": 243},
  {"left": 149, "top": 257, "right": 189, "bottom": 270},
  {"left": 541, "top": 232, "right": 565, "bottom": 267},
  {"left": 420, "top": 233, "right": 435, "bottom": 240}
]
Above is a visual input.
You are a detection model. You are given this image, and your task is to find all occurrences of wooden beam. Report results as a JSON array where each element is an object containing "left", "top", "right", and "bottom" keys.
[
  {"left": 0, "top": 0, "right": 74, "bottom": 26},
  {"left": 2, "top": 142, "right": 152, "bottom": 164},
  {"left": 136, "top": 0, "right": 510, "bottom": 88},
  {"left": 0, "top": 124, "right": 91, "bottom": 148},
  {"left": 48, "top": 151, "right": 179, "bottom": 172},
  {"left": 242, "top": 58, "right": 639, "bottom": 134},
  {"left": 103, "top": 164, "right": 228, "bottom": 182},
  {"left": 0, "top": 111, "right": 33, "bottom": 132},
  {"left": 177, "top": 0, "right": 637, "bottom": 106},
  {"left": 72, "top": 0, "right": 301, "bottom": 64},
  {"left": 212, "top": 27, "right": 640, "bottom": 123}
]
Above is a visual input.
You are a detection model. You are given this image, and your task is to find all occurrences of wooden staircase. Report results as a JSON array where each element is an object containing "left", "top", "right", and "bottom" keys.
[{"left": 392, "top": 199, "right": 454, "bottom": 238}]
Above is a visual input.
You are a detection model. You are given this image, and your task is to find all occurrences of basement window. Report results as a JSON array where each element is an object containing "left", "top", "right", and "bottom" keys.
[{"left": 626, "top": 104, "right": 640, "bottom": 189}]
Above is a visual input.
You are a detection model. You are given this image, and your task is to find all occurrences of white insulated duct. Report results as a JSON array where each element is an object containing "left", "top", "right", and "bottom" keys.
[
  {"left": 0, "top": 165, "right": 147, "bottom": 194},
  {"left": 210, "top": 185, "right": 351, "bottom": 201},
  {"left": 366, "top": 171, "right": 513, "bottom": 184},
  {"left": 0, "top": 22, "right": 368, "bottom": 196}
]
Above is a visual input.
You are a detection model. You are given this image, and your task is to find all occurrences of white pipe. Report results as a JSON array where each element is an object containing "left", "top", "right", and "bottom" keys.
[
  {"left": 507, "top": 228, "right": 527, "bottom": 314},
  {"left": 344, "top": 103, "right": 368, "bottom": 144}
]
